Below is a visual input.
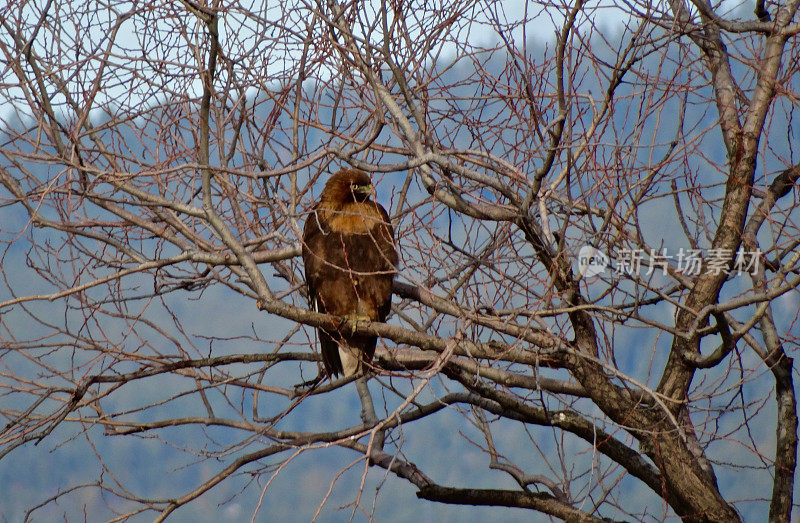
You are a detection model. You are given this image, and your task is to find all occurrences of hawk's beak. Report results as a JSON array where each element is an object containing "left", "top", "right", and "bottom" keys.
[{"left": 355, "top": 184, "right": 374, "bottom": 196}]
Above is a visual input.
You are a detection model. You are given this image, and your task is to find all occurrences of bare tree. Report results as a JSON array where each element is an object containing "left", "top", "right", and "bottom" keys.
[{"left": 1, "top": 0, "right": 799, "bottom": 520}]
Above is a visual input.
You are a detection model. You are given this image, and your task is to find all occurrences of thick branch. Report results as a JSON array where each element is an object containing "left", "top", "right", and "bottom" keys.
[{"left": 417, "top": 486, "right": 619, "bottom": 522}]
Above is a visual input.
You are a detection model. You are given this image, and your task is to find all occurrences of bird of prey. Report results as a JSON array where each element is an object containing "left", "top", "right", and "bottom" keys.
[{"left": 302, "top": 168, "right": 398, "bottom": 378}]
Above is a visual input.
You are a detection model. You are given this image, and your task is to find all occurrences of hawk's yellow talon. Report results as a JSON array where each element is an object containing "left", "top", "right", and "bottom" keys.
[{"left": 343, "top": 313, "right": 371, "bottom": 335}]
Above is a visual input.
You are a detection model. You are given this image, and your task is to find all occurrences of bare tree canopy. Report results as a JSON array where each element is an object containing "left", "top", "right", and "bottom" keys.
[{"left": 1, "top": 0, "right": 799, "bottom": 520}]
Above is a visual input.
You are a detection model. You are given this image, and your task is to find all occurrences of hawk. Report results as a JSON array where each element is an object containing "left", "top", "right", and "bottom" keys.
[{"left": 302, "top": 168, "right": 398, "bottom": 378}]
